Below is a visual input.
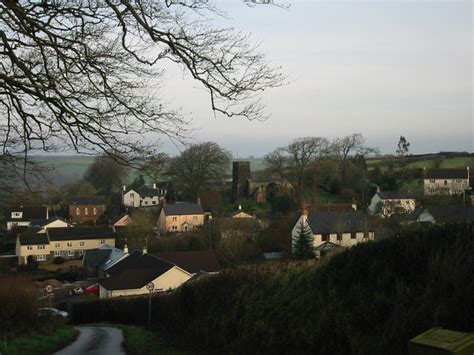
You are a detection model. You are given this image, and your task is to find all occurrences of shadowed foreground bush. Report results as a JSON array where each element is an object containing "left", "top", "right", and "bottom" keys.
[
  {"left": 0, "top": 275, "right": 38, "bottom": 335},
  {"left": 70, "top": 223, "right": 474, "bottom": 354}
]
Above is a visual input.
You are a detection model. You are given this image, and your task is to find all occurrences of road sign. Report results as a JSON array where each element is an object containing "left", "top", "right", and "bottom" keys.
[
  {"left": 146, "top": 282, "right": 155, "bottom": 292},
  {"left": 45, "top": 285, "right": 54, "bottom": 293}
]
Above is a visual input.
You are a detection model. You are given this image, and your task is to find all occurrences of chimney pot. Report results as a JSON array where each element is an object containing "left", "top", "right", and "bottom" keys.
[
  {"left": 123, "top": 244, "right": 128, "bottom": 254},
  {"left": 142, "top": 247, "right": 147, "bottom": 254},
  {"left": 123, "top": 185, "right": 126, "bottom": 192},
  {"left": 153, "top": 183, "right": 156, "bottom": 189}
]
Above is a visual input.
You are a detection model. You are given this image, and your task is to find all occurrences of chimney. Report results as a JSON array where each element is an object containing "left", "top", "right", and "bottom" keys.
[
  {"left": 153, "top": 182, "right": 156, "bottom": 189},
  {"left": 142, "top": 247, "right": 147, "bottom": 254},
  {"left": 123, "top": 244, "right": 128, "bottom": 254},
  {"left": 351, "top": 198, "right": 357, "bottom": 211},
  {"left": 301, "top": 202, "right": 308, "bottom": 216},
  {"left": 122, "top": 185, "right": 126, "bottom": 192},
  {"left": 238, "top": 204, "right": 242, "bottom": 210},
  {"left": 376, "top": 185, "right": 381, "bottom": 193},
  {"left": 197, "top": 196, "right": 201, "bottom": 206}
]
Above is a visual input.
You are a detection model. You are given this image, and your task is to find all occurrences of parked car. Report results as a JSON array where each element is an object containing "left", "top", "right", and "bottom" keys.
[
  {"left": 85, "top": 283, "right": 99, "bottom": 294},
  {"left": 38, "top": 307, "right": 68, "bottom": 319}
]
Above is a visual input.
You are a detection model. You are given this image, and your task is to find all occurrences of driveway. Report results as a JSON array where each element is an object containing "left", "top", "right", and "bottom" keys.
[{"left": 55, "top": 326, "right": 125, "bottom": 355}]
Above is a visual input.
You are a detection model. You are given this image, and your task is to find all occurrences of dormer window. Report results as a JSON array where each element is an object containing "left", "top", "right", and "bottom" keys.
[{"left": 12, "top": 211, "right": 23, "bottom": 219}]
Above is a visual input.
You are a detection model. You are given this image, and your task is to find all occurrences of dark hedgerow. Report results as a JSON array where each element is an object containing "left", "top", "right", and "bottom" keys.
[{"left": 68, "top": 223, "right": 474, "bottom": 354}]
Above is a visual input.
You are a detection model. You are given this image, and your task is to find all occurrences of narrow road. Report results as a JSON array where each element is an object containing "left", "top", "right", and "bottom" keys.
[{"left": 55, "top": 326, "right": 125, "bottom": 355}]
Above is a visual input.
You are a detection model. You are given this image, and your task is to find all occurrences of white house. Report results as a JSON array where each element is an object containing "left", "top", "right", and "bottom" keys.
[
  {"left": 292, "top": 208, "right": 374, "bottom": 258},
  {"left": 122, "top": 184, "right": 166, "bottom": 207},
  {"left": 6, "top": 206, "right": 49, "bottom": 230},
  {"left": 423, "top": 168, "right": 470, "bottom": 196},
  {"left": 368, "top": 191, "right": 416, "bottom": 217},
  {"left": 99, "top": 250, "right": 193, "bottom": 299}
]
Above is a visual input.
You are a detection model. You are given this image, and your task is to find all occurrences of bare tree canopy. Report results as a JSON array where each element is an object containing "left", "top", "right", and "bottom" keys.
[
  {"left": 0, "top": 0, "right": 284, "bottom": 164},
  {"left": 168, "top": 141, "right": 231, "bottom": 200},
  {"left": 331, "top": 133, "right": 378, "bottom": 161},
  {"left": 265, "top": 137, "right": 329, "bottom": 203}
]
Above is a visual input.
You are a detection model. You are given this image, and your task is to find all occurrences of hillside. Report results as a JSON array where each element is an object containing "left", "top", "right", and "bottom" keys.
[{"left": 70, "top": 223, "right": 474, "bottom": 354}]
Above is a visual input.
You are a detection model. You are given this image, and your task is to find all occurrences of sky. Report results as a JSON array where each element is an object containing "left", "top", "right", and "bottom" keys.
[{"left": 159, "top": 0, "right": 473, "bottom": 157}]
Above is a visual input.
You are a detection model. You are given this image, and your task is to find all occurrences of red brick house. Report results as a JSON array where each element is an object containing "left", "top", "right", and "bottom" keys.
[{"left": 67, "top": 197, "right": 106, "bottom": 224}]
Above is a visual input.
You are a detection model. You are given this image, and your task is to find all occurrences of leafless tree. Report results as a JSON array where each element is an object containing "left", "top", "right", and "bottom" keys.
[
  {"left": 0, "top": 0, "right": 284, "bottom": 181},
  {"left": 331, "top": 133, "right": 377, "bottom": 162},
  {"left": 264, "top": 137, "right": 329, "bottom": 204},
  {"left": 263, "top": 147, "right": 287, "bottom": 185},
  {"left": 140, "top": 153, "right": 169, "bottom": 182},
  {"left": 168, "top": 142, "right": 231, "bottom": 200}
]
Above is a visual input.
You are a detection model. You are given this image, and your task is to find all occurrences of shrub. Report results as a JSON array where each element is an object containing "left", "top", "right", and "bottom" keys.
[
  {"left": 53, "top": 257, "right": 66, "bottom": 265},
  {"left": 0, "top": 275, "right": 38, "bottom": 335},
  {"left": 69, "top": 223, "right": 474, "bottom": 354}
]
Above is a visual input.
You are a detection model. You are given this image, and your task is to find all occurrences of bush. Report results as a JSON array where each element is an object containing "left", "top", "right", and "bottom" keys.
[
  {"left": 69, "top": 223, "right": 474, "bottom": 354},
  {"left": 53, "top": 257, "right": 66, "bottom": 265},
  {"left": 0, "top": 276, "right": 39, "bottom": 335}
]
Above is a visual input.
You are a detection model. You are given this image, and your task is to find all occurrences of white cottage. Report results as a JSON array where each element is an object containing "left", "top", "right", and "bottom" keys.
[{"left": 292, "top": 209, "right": 374, "bottom": 258}]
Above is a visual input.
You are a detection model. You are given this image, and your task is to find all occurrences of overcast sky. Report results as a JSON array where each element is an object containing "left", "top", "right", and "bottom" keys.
[{"left": 160, "top": 0, "right": 473, "bottom": 157}]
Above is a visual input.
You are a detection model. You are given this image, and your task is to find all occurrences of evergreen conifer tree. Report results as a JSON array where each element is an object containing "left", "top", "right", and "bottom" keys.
[{"left": 293, "top": 221, "right": 315, "bottom": 260}]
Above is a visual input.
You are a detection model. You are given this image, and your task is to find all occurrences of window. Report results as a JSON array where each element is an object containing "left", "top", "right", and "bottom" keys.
[
  {"left": 444, "top": 180, "right": 448, "bottom": 186},
  {"left": 429, "top": 179, "right": 435, "bottom": 183},
  {"left": 130, "top": 193, "right": 134, "bottom": 198},
  {"left": 93, "top": 207, "right": 97, "bottom": 215},
  {"left": 54, "top": 250, "right": 61, "bottom": 257},
  {"left": 152, "top": 201, "right": 157, "bottom": 205},
  {"left": 100, "top": 239, "right": 105, "bottom": 244},
  {"left": 80, "top": 241, "right": 85, "bottom": 247},
  {"left": 76, "top": 207, "right": 80, "bottom": 215},
  {"left": 55, "top": 243, "right": 60, "bottom": 248},
  {"left": 337, "top": 233, "right": 342, "bottom": 241},
  {"left": 172, "top": 216, "right": 177, "bottom": 221},
  {"left": 351, "top": 233, "right": 357, "bottom": 239},
  {"left": 68, "top": 250, "right": 74, "bottom": 257},
  {"left": 12, "top": 212, "right": 22, "bottom": 218},
  {"left": 85, "top": 207, "right": 88, "bottom": 215},
  {"left": 67, "top": 242, "right": 72, "bottom": 247},
  {"left": 27, "top": 246, "right": 33, "bottom": 250},
  {"left": 193, "top": 216, "right": 197, "bottom": 220},
  {"left": 144, "top": 201, "right": 148, "bottom": 205},
  {"left": 37, "top": 255, "right": 46, "bottom": 261},
  {"left": 321, "top": 234, "right": 328, "bottom": 242},
  {"left": 37, "top": 245, "right": 45, "bottom": 250},
  {"left": 172, "top": 226, "right": 177, "bottom": 231}
]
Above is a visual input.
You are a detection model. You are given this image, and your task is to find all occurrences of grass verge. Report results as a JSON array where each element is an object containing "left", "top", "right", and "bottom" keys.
[
  {"left": 87, "top": 323, "right": 191, "bottom": 354},
  {"left": 1, "top": 326, "right": 77, "bottom": 355}
]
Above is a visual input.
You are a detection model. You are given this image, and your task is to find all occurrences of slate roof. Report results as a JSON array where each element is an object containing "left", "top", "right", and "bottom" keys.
[
  {"left": 100, "top": 251, "right": 177, "bottom": 290},
  {"left": 47, "top": 226, "right": 116, "bottom": 241},
  {"left": 425, "top": 168, "right": 469, "bottom": 180},
  {"left": 83, "top": 245, "right": 126, "bottom": 270},
  {"left": 377, "top": 191, "right": 416, "bottom": 200},
  {"left": 154, "top": 250, "right": 221, "bottom": 274},
  {"left": 83, "top": 249, "right": 112, "bottom": 269},
  {"left": 306, "top": 211, "right": 369, "bottom": 234},
  {"left": 163, "top": 202, "right": 204, "bottom": 216},
  {"left": 7, "top": 206, "right": 48, "bottom": 221},
  {"left": 423, "top": 205, "right": 474, "bottom": 223},
  {"left": 67, "top": 196, "right": 106, "bottom": 205},
  {"left": 18, "top": 234, "right": 50, "bottom": 246}
]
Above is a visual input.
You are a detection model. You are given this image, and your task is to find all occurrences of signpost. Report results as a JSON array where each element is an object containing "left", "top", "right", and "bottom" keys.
[
  {"left": 45, "top": 284, "right": 54, "bottom": 309},
  {"left": 146, "top": 282, "right": 155, "bottom": 326}
]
